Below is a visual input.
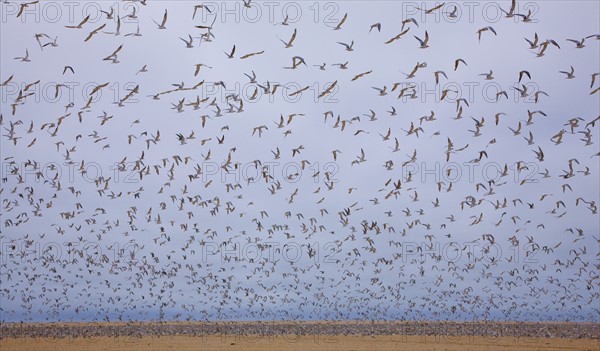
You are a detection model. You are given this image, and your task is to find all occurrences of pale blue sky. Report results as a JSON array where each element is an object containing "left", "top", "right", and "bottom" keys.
[{"left": 0, "top": 1, "right": 599, "bottom": 322}]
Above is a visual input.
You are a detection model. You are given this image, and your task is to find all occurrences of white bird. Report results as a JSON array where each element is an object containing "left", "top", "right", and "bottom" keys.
[
  {"left": 180, "top": 35, "right": 194, "bottom": 48},
  {"left": 153, "top": 9, "right": 168, "bottom": 29},
  {"left": 559, "top": 66, "right": 575, "bottom": 79},
  {"left": 414, "top": 31, "right": 429, "bottom": 48},
  {"left": 14, "top": 49, "right": 30, "bottom": 62},
  {"left": 337, "top": 41, "right": 354, "bottom": 51}
]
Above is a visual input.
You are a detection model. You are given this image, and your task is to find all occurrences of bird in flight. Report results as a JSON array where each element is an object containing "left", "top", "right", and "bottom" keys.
[
  {"left": 153, "top": 9, "right": 168, "bottom": 29},
  {"left": 477, "top": 26, "right": 497, "bottom": 42},
  {"left": 385, "top": 28, "right": 410, "bottom": 44},
  {"left": 414, "top": 31, "right": 430, "bottom": 48},
  {"left": 278, "top": 28, "right": 297, "bottom": 48},
  {"left": 65, "top": 15, "right": 90, "bottom": 29},
  {"left": 333, "top": 13, "right": 348, "bottom": 30},
  {"left": 1, "top": 0, "right": 599, "bottom": 327},
  {"left": 225, "top": 45, "right": 236, "bottom": 58}
]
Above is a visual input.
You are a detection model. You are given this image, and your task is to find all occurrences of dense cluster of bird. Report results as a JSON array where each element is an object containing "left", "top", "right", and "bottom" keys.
[{"left": 1, "top": 0, "right": 599, "bottom": 323}]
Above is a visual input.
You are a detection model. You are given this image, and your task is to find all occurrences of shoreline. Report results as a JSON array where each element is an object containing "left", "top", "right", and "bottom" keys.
[
  {"left": 2, "top": 320, "right": 598, "bottom": 340},
  {"left": 1, "top": 335, "right": 598, "bottom": 351}
]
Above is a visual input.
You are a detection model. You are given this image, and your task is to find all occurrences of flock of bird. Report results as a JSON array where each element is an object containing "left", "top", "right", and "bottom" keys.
[{"left": 1, "top": 0, "right": 599, "bottom": 322}]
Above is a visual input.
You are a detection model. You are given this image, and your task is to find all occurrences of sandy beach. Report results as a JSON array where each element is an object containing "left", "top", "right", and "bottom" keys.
[
  {"left": 1, "top": 321, "right": 598, "bottom": 351},
  {"left": 2, "top": 335, "right": 599, "bottom": 351}
]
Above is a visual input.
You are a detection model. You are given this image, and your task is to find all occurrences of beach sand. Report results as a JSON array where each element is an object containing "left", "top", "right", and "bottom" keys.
[
  {"left": 2, "top": 335, "right": 599, "bottom": 351},
  {"left": 1, "top": 322, "right": 598, "bottom": 351}
]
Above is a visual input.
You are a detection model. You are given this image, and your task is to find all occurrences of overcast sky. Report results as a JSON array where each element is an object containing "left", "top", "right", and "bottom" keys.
[{"left": 0, "top": 1, "right": 599, "bottom": 322}]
